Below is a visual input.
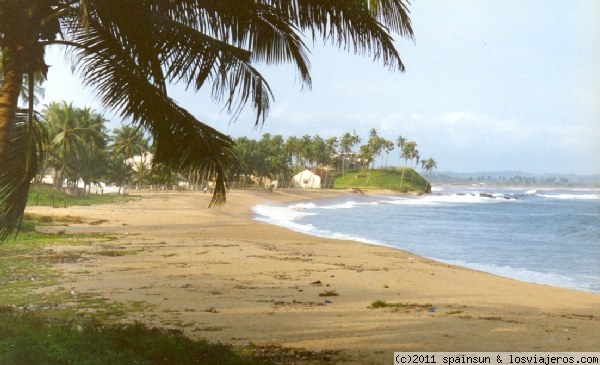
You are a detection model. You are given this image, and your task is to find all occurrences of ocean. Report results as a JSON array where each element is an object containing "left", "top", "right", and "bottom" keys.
[{"left": 253, "top": 187, "right": 600, "bottom": 294}]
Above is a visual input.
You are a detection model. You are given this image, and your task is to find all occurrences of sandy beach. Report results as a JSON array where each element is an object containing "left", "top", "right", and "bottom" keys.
[{"left": 26, "top": 189, "right": 600, "bottom": 363}]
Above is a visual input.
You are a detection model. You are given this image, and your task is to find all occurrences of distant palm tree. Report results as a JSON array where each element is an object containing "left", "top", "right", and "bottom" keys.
[
  {"left": 131, "top": 159, "right": 151, "bottom": 191},
  {"left": 0, "top": 0, "right": 413, "bottom": 239},
  {"left": 339, "top": 133, "right": 352, "bottom": 174},
  {"left": 400, "top": 141, "right": 418, "bottom": 190},
  {"left": 348, "top": 130, "right": 362, "bottom": 170},
  {"left": 382, "top": 139, "right": 395, "bottom": 168},
  {"left": 111, "top": 126, "right": 148, "bottom": 161},
  {"left": 396, "top": 135, "right": 407, "bottom": 167},
  {"left": 75, "top": 149, "right": 108, "bottom": 195},
  {"left": 422, "top": 157, "right": 438, "bottom": 175},
  {"left": 44, "top": 102, "right": 106, "bottom": 190},
  {"left": 105, "top": 155, "right": 132, "bottom": 195}
]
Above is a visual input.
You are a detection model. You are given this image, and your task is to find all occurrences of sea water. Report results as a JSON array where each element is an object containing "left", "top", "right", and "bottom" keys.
[{"left": 253, "top": 187, "right": 600, "bottom": 294}]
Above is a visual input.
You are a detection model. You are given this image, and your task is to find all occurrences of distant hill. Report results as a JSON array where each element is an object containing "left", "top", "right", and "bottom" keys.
[
  {"left": 333, "top": 169, "right": 431, "bottom": 193},
  {"left": 428, "top": 171, "right": 600, "bottom": 187}
]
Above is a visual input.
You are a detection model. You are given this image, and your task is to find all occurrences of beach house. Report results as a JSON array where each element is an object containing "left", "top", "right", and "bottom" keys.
[{"left": 292, "top": 169, "right": 321, "bottom": 189}]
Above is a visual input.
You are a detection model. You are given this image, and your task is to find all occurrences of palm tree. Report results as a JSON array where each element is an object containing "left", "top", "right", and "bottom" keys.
[
  {"left": 367, "top": 129, "right": 383, "bottom": 169},
  {"left": 422, "top": 157, "right": 438, "bottom": 176},
  {"left": 111, "top": 125, "right": 148, "bottom": 161},
  {"left": 382, "top": 139, "right": 395, "bottom": 168},
  {"left": 0, "top": 52, "right": 45, "bottom": 108},
  {"left": 284, "top": 136, "right": 302, "bottom": 175},
  {"left": 399, "top": 141, "right": 418, "bottom": 190},
  {"left": 346, "top": 130, "right": 362, "bottom": 171},
  {"left": 70, "top": 108, "right": 108, "bottom": 194},
  {"left": 396, "top": 135, "right": 407, "bottom": 167},
  {"left": 75, "top": 148, "right": 108, "bottom": 195},
  {"left": 105, "top": 154, "right": 132, "bottom": 194},
  {"left": 131, "top": 159, "right": 151, "bottom": 190},
  {"left": 339, "top": 132, "right": 352, "bottom": 176},
  {"left": 0, "top": 1, "right": 413, "bottom": 239},
  {"left": 44, "top": 101, "right": 106, "bottom": 190}
]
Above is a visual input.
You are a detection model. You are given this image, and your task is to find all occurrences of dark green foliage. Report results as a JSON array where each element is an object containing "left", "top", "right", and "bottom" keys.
[
  {"left": 334, "top": 168, "right": 431, "bottom": 193},
  {"left": 0, "top": 109, "right": 47, "bottom": 240},
  {"left": 0, "top": 308, "right": 267, "bottom": 365},
  {"left": 27, "top": 185, "right": 138, "bottom": 208}
]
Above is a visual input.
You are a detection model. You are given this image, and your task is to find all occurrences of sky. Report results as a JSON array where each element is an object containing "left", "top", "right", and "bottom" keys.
[{"left": 40, "top": 1, "right": 600, "bottom": 175}]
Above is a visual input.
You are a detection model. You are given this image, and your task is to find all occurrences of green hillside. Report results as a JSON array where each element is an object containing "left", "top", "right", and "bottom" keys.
[{"left": 333, "top": 169, "right": 431, "bottom": 194}]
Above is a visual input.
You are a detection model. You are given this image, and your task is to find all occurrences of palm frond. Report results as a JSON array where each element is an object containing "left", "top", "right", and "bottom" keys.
[
  {"left": 66, "top": 1, "right": 284, "bottom": 125},
  {"left": 274, "top": 0, "right": 412, "bottom": 71},
  {"left": 149, "top": 0, "right": 312, "bottom": 77},
  {"left": 0, "top": 109, "right": 47, "bottom": 240},
  {"left": 65, "top": 19, "right": 238, "bottom": 206}
]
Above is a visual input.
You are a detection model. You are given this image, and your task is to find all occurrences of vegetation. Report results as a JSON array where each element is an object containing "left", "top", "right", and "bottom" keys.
[
  {"left": 19, "top": 108, "right": 437, "bottom": 194},
  {"left": 0, "top": 213, "right": 272, "bottom": 365},
  {"left": 369, "top": 300, "right": 432, "bottom": 309},
  {"left": 0, "top": 0, "right": 414, "bottom": 240},
  {"left": 27, "top": 185, "right": 138, "bottom": 208},
  {"left": 334, "top": 169, "right": 431, "bottom": 193},
  {"left": 232, "top": 131, "right": 436, "bottom": 191},
  {"left": 0, "top": 311, "right": 267, "bottom": 365}
]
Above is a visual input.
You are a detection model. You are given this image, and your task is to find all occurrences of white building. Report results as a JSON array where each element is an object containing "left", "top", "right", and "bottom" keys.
[
  {"left": 292, "top": 169, "right": 321, "bottom": 189},
  {"left": 125, "top": 152, "right": 153, "bottom": 171}
]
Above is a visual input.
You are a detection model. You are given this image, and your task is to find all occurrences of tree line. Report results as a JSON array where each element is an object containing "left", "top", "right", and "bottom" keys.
[
  {"left": 232, "top": 128, "right": 438, "bottom": 187},
  {"left": 35, "top": 101, "right": 437, "bottom": 192},
  {"left": 34, "top": 101, "right": 171, "bottom": 194}
]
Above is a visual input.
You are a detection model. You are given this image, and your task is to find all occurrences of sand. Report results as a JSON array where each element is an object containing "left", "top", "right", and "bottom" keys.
[{"left": 26, "top": 189, "right": 600, "bottom": 363}]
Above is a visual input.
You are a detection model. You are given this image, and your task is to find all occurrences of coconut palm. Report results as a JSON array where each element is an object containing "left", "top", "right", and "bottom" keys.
[
  {"left": 382, "top": 139, "right": 395, "bottom": 168},
  {"left": 339, "top": 130, "right": 362, "bottom": 174},
  {"left": 111, "top": 125, "right": 148, "bottom": 161},
  {"left": 399, "top": 140, "right": 418, "bottom": 190},
  {"left": 105, "top": 154, "right": 132, "bottom": 194},
  {"left": 339, "top": 132, "right": 352, "bottom": 174},
  {"left": 74, "top": 148, "right": 108, "bottom": 195},
  {"left": 422, "top": 157, "right": 438, "bottom": 175},
  {"left": 0, "top": 0, "right": 413, "bottom": 239},
  {"left": 68, "top": 107, "right": 108, "bottom": 194},
  {"left": 396, "top": 135, "right": 407, "bottom": 167},
  {"left": 0, "top": 52, "right": 45, "bottom": 107},
  {"left": 43, "top": 101, "right": 106, "bottom": 190}
]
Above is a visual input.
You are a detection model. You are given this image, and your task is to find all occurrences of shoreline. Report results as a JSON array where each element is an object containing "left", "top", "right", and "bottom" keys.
[
  {"left": 26, "top": 189, "right": 600, "bottom": 363},
  {"left": 254, "top": 189, "right": 599, "bottom": 296}
]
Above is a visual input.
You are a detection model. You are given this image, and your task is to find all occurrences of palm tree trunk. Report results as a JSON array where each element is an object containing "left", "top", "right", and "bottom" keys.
[
  {"left": 400, "top": 160, "right": 407, "bottom": 191},
  {"left": 0, "top": 44, "right": 25, "bottom": 162}
]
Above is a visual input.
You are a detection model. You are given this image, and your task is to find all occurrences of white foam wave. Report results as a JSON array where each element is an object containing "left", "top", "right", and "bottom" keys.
[
  {"left": 319, "top": 200, "right": 379, "bottom": 210},
  {"left": 252, "top": 204, "right": 316, "bottom": 222},
  {"left": 537, "top": 194, "right": 599, "bottom": 200},
  {"left": 288, "top": 202, "right": 318, "bottom": 209},
  {"left": 253, "top": 204, "right": 380, "bottom": 245},
  {"left": 320, "top": 201, "right": 359, "bottom": 209},
  {"left": 385, "top": 193, "right": 516, "bottom": 206}
]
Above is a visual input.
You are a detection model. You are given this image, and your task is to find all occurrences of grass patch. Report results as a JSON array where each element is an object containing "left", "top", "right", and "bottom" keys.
[
  {"left": 0, "top": 308, "right": 267, "bottom": 365},
  {"left": 23, "top": 212, "right": 87, "bottom": 226},
  {"left": 318, "top": 290, "right": 339, "bottom": 297},
  {"left": 369, "top": 300, "right": 432, "bottom": 309},
  {"left": 27, "top": 185, "right": 139, "bottom": 208},
  {"left": 333, "top": 168, "right": 431, "bottom": 193}
]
